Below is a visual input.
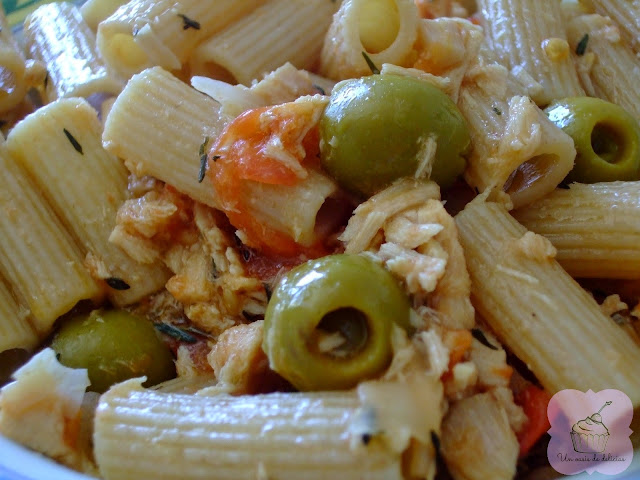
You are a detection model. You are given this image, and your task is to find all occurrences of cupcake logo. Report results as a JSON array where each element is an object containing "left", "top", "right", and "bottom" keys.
[
  {"left": 570, "top": 401, "right": 611, "bottom": 454},
  {"left": 548, "top": 389, "right": 633, "bottom": 476}
]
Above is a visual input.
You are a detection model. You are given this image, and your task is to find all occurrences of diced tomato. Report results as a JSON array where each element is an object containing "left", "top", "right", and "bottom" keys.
[
  {"left": 515, "top": 384, "right": 552, "bottom": 456},
  {"left": 208, "top": 101, "right": 326, "bottom": 258}
]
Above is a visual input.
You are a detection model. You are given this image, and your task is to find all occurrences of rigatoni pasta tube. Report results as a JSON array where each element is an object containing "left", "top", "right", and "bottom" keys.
[
  {"left": 80, "top": 0, "right": 128, "bottom": 31},
  {"left": 94, "top": 379, "right": 429, "bottom": 480},
  {"left": 189, "top": 0, "right": 338, "bottom": 86},
  {"left": 97, "top": 0, "right": 265, "bottom": 79},
  {"left": 0, "top": 7, "right": 29, "bottom": 113},
  {"left": 455, "top": 196, "right": 640, "bottom": 406},
  {"left": 24, "top": 2, "right": 123, "bottom": 103},
  {"left": 0, "top": 277, "right": 38, "bottom": 353},
  {"left": 584, "top": 0, "right": 640, "bottom": 52},
  {"left": 5, "top": 98, "right": 169, "bottom": 306},
  {"left": 441, "top": 393, "right": 519, "bottom": 480},
  {"left": 0, "top": 149, "right": 101, "bottom": 334},
  {"left": 320, "top": 0, "right": 419, "bottom": 80},
  {"left": 458, "top": 60, "right": 576, "bottom": 209},
  {"left": 513, "top": 181, "right": 640, "bottom": 279},
  {"left": 102, "top": 67, "right": 230, "bottom": 208},
  {"left": 567, "top": 14, "right": 640, "bottom": 122},
  {"left": 477, "top": 0, "right": 584, "bottom": 105}
]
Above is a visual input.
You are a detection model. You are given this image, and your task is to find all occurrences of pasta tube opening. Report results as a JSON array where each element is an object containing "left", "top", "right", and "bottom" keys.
[
  {"left": 358, "top": 0, "right": 401, "bottom": 54},
  {"left": 504, "top": 152, "right": 565, "bottom": 207},
  {"left": 102, "top": 33, "right": 148, "bottom": 72}
]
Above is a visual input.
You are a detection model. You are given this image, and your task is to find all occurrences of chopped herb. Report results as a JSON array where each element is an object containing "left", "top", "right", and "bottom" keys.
[
  {"left": 55, "top": 352, "right": 61, "bottom": 361},
  {"left": 313, "top": 84, "right": 326, "bottom": 95},
  {"left": 198, "top": 136, "right": 210, "bottom": 183},
  {"left": 242, "top": 248, "right": 252, "bottom": 262},
  {"left": 493, "top": 107, "right": 502, "bottom": 115},
  {"left": 154, "top": 323, "right": 198, "bottom": 343},
  {"left": 105, "top": 277, "right": 130, "bottom": 290},
  {"left": 361, "top": 433, "right": 372, "bottom": 446},
  {"left": 44, "top": 72, "right": 49, "bottom": 89},
  {"left": 263, "top": 282, "right": 272, "bottom": 301},
  {"left": 178, "top": 13, "right": 200, "bottom": 30},
  {"left": 575, "top": 34, "right": 589, "bottom": 56},
  {"left": 211, "top": 258, "right": 219, "bottom": 279},
  {"left": 471, "top": 328, "right": 498, "bottom": 350},
  {"left": 184, "top": 326, "right": 214, "bottom": 339},
  {"left": 431, "top": 431, "right": 441, "bottom": 455},
  {"left": 212, "top": 155, "right": 220, "bottom": 162},
  {"left": 474, "top": 186, "right": 480, "bottom": 194},
  {"left": 361, "top": 51, "right": 380, "bottom": 74},
  {"left": 63, "top": 128, "right": 83, "bottom": 154}
]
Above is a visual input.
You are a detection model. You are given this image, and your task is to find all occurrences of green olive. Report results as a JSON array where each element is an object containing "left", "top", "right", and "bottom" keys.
[
  {"left": 545, "top": 97, "right": 640, "bottom": 183},
  {"left": 319, "top": 74, "right": 470, "bottom": 197},
  {"left": 262, "top": 254, "right": 411, "bottom": 391},
  {"left": 51, "top": 309, "right": 175, "bottom": 393}
]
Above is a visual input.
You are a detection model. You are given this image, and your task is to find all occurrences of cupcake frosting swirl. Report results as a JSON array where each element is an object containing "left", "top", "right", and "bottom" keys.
[{"left": 572, "top": 415, "right": 609, "bottom": 435}]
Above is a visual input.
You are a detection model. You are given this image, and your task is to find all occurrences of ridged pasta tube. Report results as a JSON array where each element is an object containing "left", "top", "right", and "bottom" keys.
[
  {"left": 513, "top": 181, "right": 640, "bottom": 279},
  {"left": 320, "top": 0, "right": 420, "bottom": 80},
  {"left": 0, "top": 149, "right": 101, "bottom": 334},
  {"left": 478, "top": 0, "right": 584, "bottom": 105},
  {"left": 94, "top": 378, "right": 440, "bottom": 480},
  {"left": 455, "top": 196, "right": 640, "bottom": 406},
  {"left": 584, "top": 0, "right": 640, "bottom": 52},
  {"left": 567, "top": 14, "right": 640, "bottom": 122},
  {"left": 97, "top": 0, "right": 265, "bottom": 79},
  {"left": 24, "top": 2, "right": 123, "bottom": 103},
  {"left": 0, "top": 277, "right": 38, "bottom": 353},
  {"left": 0, "top": 7, "right": 29, "bottom": 113},
  {"left": 458, "top": 61, "right": 576, "bottom": 209},
  {"left": 5, "top": 98, "right": 169, "bottom": 306},
  {"left": 80, "top": 0, "right": 128, "bottom": 31},
  {"left": 189, "top": 0, "right": 338, "bottom": 86}
]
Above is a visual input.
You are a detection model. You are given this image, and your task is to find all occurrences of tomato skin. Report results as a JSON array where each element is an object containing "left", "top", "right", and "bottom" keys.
[
  {"left": 208, "top": 100, "right": 327, "bottom": 258},
  {"left": 515, "top": 384, "right": 552, "bottom": 456}
]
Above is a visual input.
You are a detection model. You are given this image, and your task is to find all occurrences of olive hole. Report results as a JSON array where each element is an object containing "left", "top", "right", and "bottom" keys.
[
  {"left": 312, "top": 307, "right": 369, "bottom": 359},
  {"left": 591, "top": 123, "right": 623, "bottom": 164},
  {"left": 503, "top": 153, "right": 559, "bottom": 194}
]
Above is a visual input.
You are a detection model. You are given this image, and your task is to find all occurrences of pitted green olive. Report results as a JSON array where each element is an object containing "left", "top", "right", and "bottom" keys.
[
  {"left": 51, "top": 309, "right": 175, "bottom": 393},
  {"left": 262, "top": 254, "right": 411, "bottom": 391},
  {"left": 319, "top": 74, "right": 470, "bottom": 197},
  {"left": 545, "top": 97, "right": 640, "bottom": 183}
]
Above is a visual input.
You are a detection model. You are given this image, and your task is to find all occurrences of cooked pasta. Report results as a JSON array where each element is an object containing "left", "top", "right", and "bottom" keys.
[
  {"left": 0, "top": 148, "right": 101, "bottom": 334},
  {"left": 478, "top": 0, "right": 584, "bottom": 105},
  {"left": 320, "top": 0, "right": 420, "bottom": 80},
  {"left": 24, "top": 2, "right": 123, "bottom": 103},
  {"left": 5, "top": 97, "right": 169, "bottom": 306},
  {"left": 513, "top": 181, "right": 640, "bottom": 279},
  {"left": 455, "top": 196, "right": 640, "bottom": 406},
  {"left": 0, "top": 6, "right": 31, "bottom": 113},
  {"left": 189, "top": 0, "right": 338, "bottom": 86},
  {"left": 97, "top": 0, "right": 265, "bottom": 79}
]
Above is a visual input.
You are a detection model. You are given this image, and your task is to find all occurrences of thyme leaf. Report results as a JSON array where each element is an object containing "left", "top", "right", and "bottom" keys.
[
  {"left": 576, "top": 34, "right": 589, "bottom": 56},
  {"left": 197, "top": 136, "right": 210, "bottom": 183},
  {"left": 471, "top": 328, "right": 498, "bottom": 350},
  {"left": 178, "top": 13, "right": 200, "bottom": 30},
  {"left": 105, "top": 277, "right": 130, "bottom": 290},
  {"left": 493, "top": 107, "right": 502, "bottom": 115},
  {"left": 63, "top": 128, "right": 83, "bottom": 154},
  {"left": 154, "top": 322, "right": 198, "bottom": 343},
  {"left": 361, "top": 51, "right": 380, "bottom": 74}
]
